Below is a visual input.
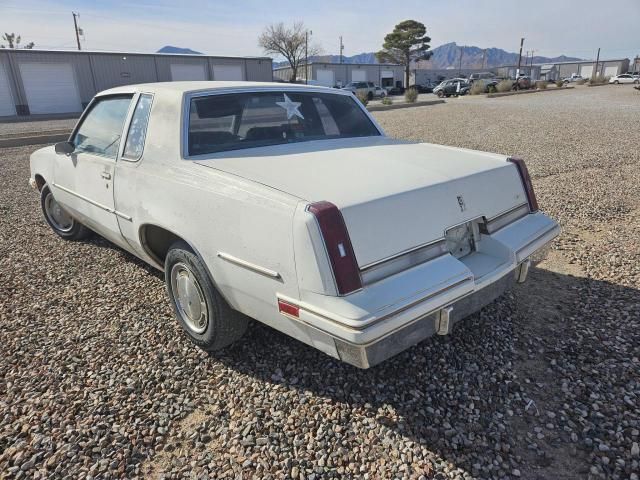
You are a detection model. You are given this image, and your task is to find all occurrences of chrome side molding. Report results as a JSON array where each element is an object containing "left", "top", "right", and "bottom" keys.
[{"left": 217, "top": 252, "right": 281, "bottom": 280}]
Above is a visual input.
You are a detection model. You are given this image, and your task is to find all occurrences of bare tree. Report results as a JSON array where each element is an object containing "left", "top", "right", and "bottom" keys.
[
  {"left": 259, "top": 22, "right": 320, "bottom": 82},
  {"left": 1, "top": 33, "right": 35, "bottom": 49}
]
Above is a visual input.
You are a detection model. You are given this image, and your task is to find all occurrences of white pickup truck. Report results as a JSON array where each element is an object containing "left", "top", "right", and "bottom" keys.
[
  {"left": 563, "top": 73, "right": 584, "bottom": 84},
  {"left": 29, "top": 81, "right": 559, "bottom": 368}
]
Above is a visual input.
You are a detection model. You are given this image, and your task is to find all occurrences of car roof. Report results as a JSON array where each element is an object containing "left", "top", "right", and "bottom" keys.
[{"left": 96, "top": 81, "right": 342, "bottom": 97}]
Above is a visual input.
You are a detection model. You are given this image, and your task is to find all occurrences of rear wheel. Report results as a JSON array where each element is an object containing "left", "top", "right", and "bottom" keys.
[
  {"left": 40, "top": 185, "right": 92, "bottom": 240},
  {"left": 165, "top": 241, "right": 248, "bottom": 351}
]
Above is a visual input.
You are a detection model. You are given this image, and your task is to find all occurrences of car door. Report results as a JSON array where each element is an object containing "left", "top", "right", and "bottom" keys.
[{"left": 52, "top": 94, "right": 134, "bottom": 246}]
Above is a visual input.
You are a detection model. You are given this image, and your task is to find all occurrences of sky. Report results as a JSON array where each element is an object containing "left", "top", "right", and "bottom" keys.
[{"left": 2, "top": 0, "right": 639, "bottom": 61}]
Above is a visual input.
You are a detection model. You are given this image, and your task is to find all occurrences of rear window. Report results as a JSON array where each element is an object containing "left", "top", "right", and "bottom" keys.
[{"left": 187, "top": 91, "right": 380, "bottom": 156}]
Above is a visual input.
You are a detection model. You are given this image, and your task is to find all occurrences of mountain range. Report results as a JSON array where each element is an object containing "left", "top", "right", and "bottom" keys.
[
  {"left": 157, "top": 45, "right": 203, "bottom": 55},
  {"left": 157, "top": 42, "right": 583, "bottom": 69},
  {"left": 275, "top": 42, "right": 582, "bottom": 69}
]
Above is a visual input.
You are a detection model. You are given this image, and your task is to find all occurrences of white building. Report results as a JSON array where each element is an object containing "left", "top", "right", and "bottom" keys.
[
  {"left": 273, "top": 62, "right": 405, "bottom": 89},
  {"left": 0, "top": 49, "right": 273, "bottom": 118}
]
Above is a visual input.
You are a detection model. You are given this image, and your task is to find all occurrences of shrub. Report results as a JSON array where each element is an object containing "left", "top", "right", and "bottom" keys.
[
  {"left": 381, "top": 96, "right": 393, "bottom": 105},
  {"left": 575, "top": 78, "right": 586, "bottom": 85},
  {"left": 592, "top": 75, "right": 610, "bottom": 84},
  {"left": 496, "top": 80, "right": 513, "bottom": 92},
  {"left": 356, "top": 91, "right": 369, "bottom": 106},
  {"left": 535, "top": 80, "right": 547, "bottom": 90},
  {"left": 555, "top": 80, "right": 564, "bottom": 88},
  {"left": 404, "top": 87, "right": 418, "bottom": 103},
  {"left": 470, "top": 82, "right": 486, "bottom": 95}
]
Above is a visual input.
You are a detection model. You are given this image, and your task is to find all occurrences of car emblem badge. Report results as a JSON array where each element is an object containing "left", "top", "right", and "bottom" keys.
[{"left": 457, "top": 195, "right": 466, "bottom": 212}]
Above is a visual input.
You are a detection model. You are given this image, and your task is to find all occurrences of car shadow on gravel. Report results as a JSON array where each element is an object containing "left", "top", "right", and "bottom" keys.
[{"left": 208, "top": 265, "right": 640, "bottom": 479}]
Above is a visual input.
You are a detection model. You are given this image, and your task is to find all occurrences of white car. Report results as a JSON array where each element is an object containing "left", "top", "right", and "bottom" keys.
[
  {"left": 29, "top": 82, "right": 559, "bottom": 368},
  {"left": 563, "top": 74, "right": 583, "bottom": 84},
  {"left": 609, "top": 74, "right": 639, "bottom": 84},
  {"left": 373, "top": 86, "right": 387, "bottom": 98}
]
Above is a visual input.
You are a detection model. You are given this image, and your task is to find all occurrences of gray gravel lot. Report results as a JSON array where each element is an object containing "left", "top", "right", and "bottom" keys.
[
  {"left": 1, "top": 85, "right": 639, "bottom": 479},
  {"left": 0, "top": 118, "right": 78, "bottom": 137}
]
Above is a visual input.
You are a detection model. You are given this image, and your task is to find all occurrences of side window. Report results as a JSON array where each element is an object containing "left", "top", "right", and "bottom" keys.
[
  {"left": 73, "top": 95, "right": 132, "bottom": 159},
  {"left": 123, "top": 94, "right": 153, "bottom": 160}
]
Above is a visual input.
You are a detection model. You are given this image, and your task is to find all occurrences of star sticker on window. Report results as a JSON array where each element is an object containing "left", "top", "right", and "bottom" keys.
[{"left": 276, "top": 93, "right": 304, "bottom": 120}]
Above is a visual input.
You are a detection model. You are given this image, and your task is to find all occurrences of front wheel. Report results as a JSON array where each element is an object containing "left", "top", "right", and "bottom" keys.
[
  {"left": 614, "top": 80, "right": 619, "bottom": 84},
  {"left": 165, "top": 241, "right": 248, "bottom": 351},
  {"left": 437, "top": 90, "right": 444, "bottom": 98},
  {"left": 40, "top": 185, "right": 92, "bottom": 240}
]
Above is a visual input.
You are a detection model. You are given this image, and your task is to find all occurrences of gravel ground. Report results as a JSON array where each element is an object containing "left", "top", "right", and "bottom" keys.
[
  {"left": 1, "top": 85, "right": 639, "bottom": 479},
  {"left": 0, "top": 118, "right": 78, "bottom": 137}
]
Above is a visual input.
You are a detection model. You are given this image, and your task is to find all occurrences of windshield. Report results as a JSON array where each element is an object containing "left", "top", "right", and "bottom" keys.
[{"left": 188, "top": 91, "right": 380, "bottom": 156}]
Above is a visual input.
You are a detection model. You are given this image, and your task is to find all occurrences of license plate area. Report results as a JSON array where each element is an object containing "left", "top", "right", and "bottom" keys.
[{"left": 445, "top": 221, "right": 477, "bottom": 259}]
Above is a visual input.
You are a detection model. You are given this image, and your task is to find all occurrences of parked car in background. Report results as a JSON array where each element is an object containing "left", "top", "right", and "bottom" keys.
[
  {"left": 609, "top": 74, "right": 639, "bottom": 84},
  {"left": 385, "top": 85, "right": 405, "bottom": 96},
  {"left": 563, "top": 74, "right": 583, "bottom": 84},
  {"left": 407, "top": 83, "right": 433, "bottom": 94},
  {"left": 373, "top": 86, "right": 387, "bottom": 98},
  {"left": 513, "top": 76, "right": 532, "bottom": 90},
  {"left": 470, "top": 78, "right": 499, "bottom": 93},
  {"left": 341, "top": 81, "right": 376, "bottom": 100},
  {"left": 29, "top": 81, "right": 559, "bottom": 368},
  {"left": 433, "top": 79, "right": 470, "bottom": 97},
  {"left": 468, "top": 72, "right": 496, "bottom": 82}
]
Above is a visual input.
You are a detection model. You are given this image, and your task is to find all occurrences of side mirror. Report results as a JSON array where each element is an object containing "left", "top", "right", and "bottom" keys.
[{"left": 55, "top": 141, "right": 75, "bottom": 155}]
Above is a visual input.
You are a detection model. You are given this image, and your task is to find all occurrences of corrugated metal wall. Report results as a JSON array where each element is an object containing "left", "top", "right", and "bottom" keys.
[{"left": 0, "top": 50, "right": 273, "bottom": 117}]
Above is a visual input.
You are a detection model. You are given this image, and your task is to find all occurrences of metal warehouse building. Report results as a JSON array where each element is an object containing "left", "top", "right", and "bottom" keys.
[
  {"left": 536, "top": 58, "right": 630, "bottom": 81},
  {"left": 0, "top": 49, "right": 273, "bottom": 118},
  {"left": 273, "top": 62, "right": 405, "bottom": 89}
]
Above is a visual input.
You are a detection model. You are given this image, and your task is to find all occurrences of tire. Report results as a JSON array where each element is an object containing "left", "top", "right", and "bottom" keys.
[
  {"left": 437, "top": 90, "right": 444, "bottom": 98},
  {"left": 634, "top": 80, "right": 639, "bottom": 84},
  {"left": 40, "top": 185, "right": 92, "bottom": 240},
  {"left": 165, "top": 241, "right": 248, "bottom": 351},
  {"left": 614, "top": 80, "right": 619, "bottom": 84}
]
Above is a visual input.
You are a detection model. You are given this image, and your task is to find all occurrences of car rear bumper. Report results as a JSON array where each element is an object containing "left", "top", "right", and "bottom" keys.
[{"left": 278, "top": 211, "right": 559, "bottom": 368}]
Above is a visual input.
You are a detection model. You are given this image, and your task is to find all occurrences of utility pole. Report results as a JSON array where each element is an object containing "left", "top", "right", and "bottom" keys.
[
  {"left": 592, "top": 47, "right": 600, "bottom": 81},
  {"left": 458, "top": 45, "right": 464, "bottom": 76},
  {"left": 481, "top": 48, "right": 487, "bottom": 70},
  {"left": 339, "top": 36, "right": 344, "bottom": 64},
  {"left": 516, "top": 37, "right": 524, "bottom": 78},
  {"left": 72, "top": 12, "right": 82, "bottom": 51}
]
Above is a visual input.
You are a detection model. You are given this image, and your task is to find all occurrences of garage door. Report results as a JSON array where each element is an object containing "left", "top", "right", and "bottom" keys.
[
  {"left": 316, "top": 69, "right": 335, "bottom": 87},
  {"left": 20, "top": 63, "right": 82, "bottom": 114},
  {"left": 351, "top": 70, "right": 366, "bottom": 82},
  {"left": 0, "top": 63, "right": 16, "bottom": 117},
  {"left": 580, "top": 65, "right": 593, "bottom": 78},
  {"left": 604, "top": 66, "right": 619, "bottom": 77},
  {"left": 170, "top": 63, "right": 207, "bottom": 81},
  {"left": 212, "top": 64, "right": 244, "bottom": 81}
]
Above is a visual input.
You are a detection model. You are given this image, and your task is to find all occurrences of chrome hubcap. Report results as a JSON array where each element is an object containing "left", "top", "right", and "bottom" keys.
[
  {"left": 44, "top": 192, "right": 74, "bottom": 232},
  {"left": 171, "top": 263, "right": 208, "bottom": 334}
]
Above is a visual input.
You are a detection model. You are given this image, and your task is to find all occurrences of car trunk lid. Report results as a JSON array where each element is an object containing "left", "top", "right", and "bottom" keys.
[{"left": 194, "top": 137, "right": 527, "bottom": 267}]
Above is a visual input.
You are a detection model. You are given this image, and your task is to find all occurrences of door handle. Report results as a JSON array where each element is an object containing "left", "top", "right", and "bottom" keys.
[{"left": 101, "top": 171, "right": 111, "bottom": 180}]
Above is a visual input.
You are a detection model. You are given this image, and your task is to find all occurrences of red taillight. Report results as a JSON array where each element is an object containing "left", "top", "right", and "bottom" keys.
[
  {"left": 508, "top": 157, "right": 539, "bottom": 212},
  {"left": 278, "top": 299, "right": 299, "bottom": 318},
  {"left": 308, "top": 201, "right": 362, "bottom": 295}
]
